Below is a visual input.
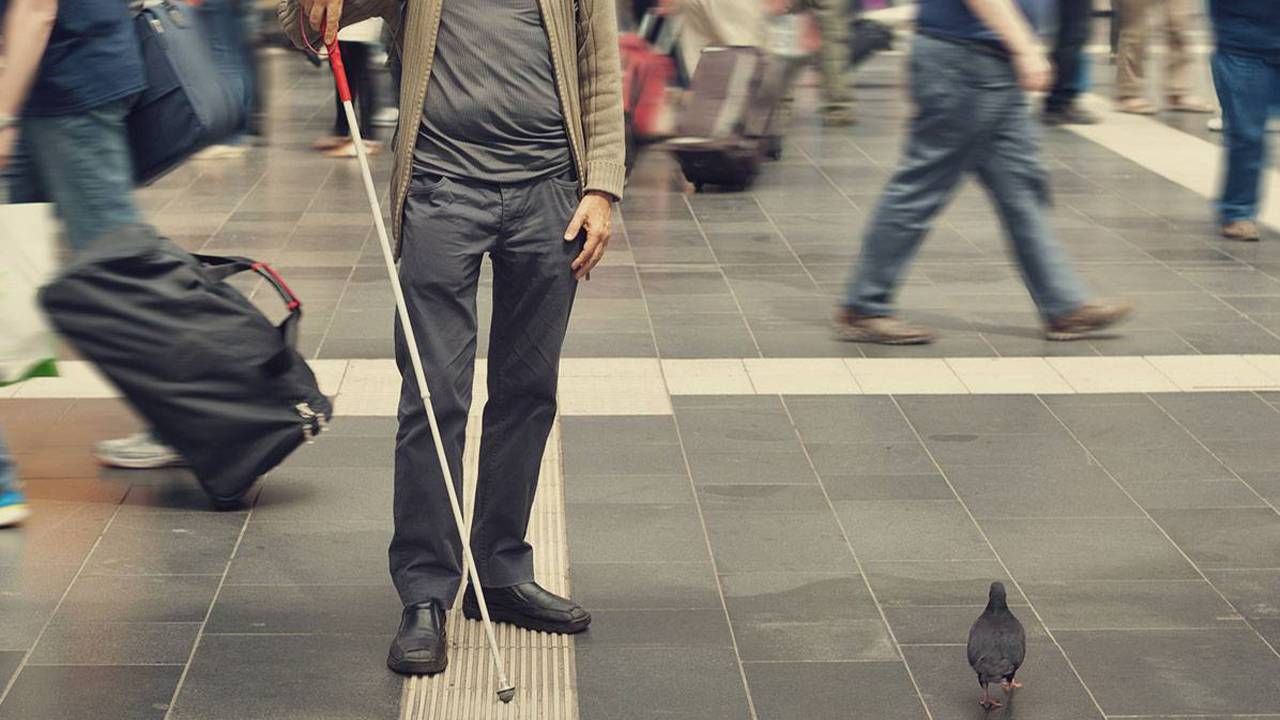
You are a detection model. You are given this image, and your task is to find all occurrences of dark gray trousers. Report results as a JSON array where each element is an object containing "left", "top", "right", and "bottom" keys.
[{"left": 390, "top": 170, "right": 581, "bottom": 606}]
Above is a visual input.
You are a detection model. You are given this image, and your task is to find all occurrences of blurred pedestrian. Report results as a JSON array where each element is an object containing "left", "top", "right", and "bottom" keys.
[
  {"left": 313, "top": 18, "right": 382, "bottom": 157},
  {"left": 833, "top": 0, "right": 1132, "bottom": 344},
  {"left": 1, "top": 0, "right": 186, "bottom": 469},
  {"left": 801, "top": 0, "right": 857, "bottom": 126},
  {"left": 1043, "top": 0, "right": 1099, "bottom": 125},
  {"left": 193, "top": 0, "right": 261, "bottom": 158},
  {"left": 665, "top": 0, "right": 766, "bottom": 74},
  {"left": 1113, "top": 0, "right": 1212, "bottom": 115},
  {"left": 1208, "top": 0, "right": 1279, "bottom": 242},
  {"left": 0, "top": 427, "right": 29, "bottom": 528}
]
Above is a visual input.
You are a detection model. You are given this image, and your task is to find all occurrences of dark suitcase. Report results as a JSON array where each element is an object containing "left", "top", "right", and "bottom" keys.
[
  {"left": 666, "top": 46, "right": 790, "bottom": 191},
  {"left": 128, "top": 0, "right": 245, "bottom": 184},
  {"left": 40, "top": 225, "right": 332, "bottom": 508}
]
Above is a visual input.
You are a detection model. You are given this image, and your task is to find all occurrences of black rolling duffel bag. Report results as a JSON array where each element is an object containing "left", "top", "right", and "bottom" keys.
[{"left": 39, "top": 225, "right": 333, "bottom": 508}]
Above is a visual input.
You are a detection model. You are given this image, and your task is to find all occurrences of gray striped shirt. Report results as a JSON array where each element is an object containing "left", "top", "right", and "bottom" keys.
[{"left": 413, "top": 0, "right": 573, "bottom": 183}]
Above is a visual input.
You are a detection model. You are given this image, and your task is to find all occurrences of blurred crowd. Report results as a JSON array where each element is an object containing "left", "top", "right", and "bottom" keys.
[{"left": 0, "top": 0, "right": 1276, "bottom": 524}]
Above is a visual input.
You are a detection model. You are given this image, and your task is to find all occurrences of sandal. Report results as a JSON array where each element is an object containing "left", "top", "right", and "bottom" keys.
[
  {"left": 1167, "top": 95, "right": 1214, "bottom": 114},
  {"left": 312, "top": 135, "right": 347, "bottom": 151},
  {"left": 1116, "top": 97, "right": 1157, "bottom": 115}
]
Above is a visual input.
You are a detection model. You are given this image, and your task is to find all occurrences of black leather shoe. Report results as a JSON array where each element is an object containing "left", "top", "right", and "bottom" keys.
[
  {"left": 387, "top": 601, "right": 448, "bottom": 675},
  {"left": 462, "top": 582, "right": 591, "bottom": 634}
]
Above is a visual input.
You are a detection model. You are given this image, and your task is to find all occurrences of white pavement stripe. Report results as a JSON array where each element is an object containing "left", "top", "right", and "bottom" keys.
[
  {"left": 1067, "top": 99, "right": 1280, "bottom": 231},
  {"left": 8, "top": 356, "right": 1280, "bottom": 411}
]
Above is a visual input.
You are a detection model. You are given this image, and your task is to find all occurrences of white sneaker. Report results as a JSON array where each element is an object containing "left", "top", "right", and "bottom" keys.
[
  {"left": 94, "top": 432, "right": 186, "bottom": 470},
  {"left": 193, "top": 144, "right": 249, "bottom": 160},
  {"left": 1210, "top": 116, "right": 1280, "bottom": 133}
]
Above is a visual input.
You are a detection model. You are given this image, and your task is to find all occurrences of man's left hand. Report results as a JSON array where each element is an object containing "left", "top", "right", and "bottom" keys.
[{"left": 565, "top": 191, "right": 613, "bottom": 281}]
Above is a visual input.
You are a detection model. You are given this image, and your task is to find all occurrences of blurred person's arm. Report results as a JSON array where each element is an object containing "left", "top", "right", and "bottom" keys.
[
  {"left": 961, "top": 0, "right": 1051, "bottom": 92},
  {"left": 0, "top": 0, "right": 57, "bottom": 167},
  {"left": 277, "top": 0, "right": 395, "bottom": 48}
]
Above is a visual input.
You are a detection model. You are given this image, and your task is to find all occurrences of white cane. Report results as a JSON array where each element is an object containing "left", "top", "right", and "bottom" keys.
[{"left": 308, "top": 22, "right": 516, "bottom": 705}]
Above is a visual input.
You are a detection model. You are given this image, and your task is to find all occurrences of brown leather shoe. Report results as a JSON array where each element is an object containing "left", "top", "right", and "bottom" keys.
[
  {"left": 1221, "top": 220, "right": 1261, "bottom": 242},
  {"left": 1045, "top": 301, "right": 1133, "bottom": 341},
  {"left": 832, "top": 309, "right": 935, "bottom": 345}
]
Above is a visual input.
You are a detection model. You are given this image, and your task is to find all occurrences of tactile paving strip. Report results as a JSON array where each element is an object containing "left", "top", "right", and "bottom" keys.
[{"left": 400, "top": 418, "right": 578, "bottom": 720}]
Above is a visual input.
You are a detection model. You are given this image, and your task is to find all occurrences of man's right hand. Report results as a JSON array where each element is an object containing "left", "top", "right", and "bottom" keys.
[
  {"left": 300, "top": 0, "right": 344, "bottom": 45},
  {"left": 1013, "top": 48, "right": 1053, "bottom": 93}
]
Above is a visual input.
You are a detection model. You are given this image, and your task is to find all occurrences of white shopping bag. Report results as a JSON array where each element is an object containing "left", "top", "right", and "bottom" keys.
[{"left": 0, "top": 203, "right": 59, "bottom": 386}]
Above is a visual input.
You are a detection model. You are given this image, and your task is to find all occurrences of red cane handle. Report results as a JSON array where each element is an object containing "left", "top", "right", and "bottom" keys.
[{"left": 299, "top": 10, "right": 352, "bottom": 102}]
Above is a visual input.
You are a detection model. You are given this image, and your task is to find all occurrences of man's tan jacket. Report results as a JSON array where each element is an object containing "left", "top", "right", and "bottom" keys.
[{"left": 278, "top": 0, "right": 626, "bottom": 256}]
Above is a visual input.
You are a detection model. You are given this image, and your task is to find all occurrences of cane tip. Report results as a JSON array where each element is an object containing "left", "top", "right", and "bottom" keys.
[{"left": 497, "top": 686, "right": 516, "bottom": 704}]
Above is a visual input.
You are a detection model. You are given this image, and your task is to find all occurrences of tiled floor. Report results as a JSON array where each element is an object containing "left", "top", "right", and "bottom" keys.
[{"left": 5, "top": 31, "right": 1280, "bottom": 720}]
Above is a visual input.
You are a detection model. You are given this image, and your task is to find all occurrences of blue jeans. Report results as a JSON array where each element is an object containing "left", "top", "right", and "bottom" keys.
[
  {"left": 12, "top": 99, "right": 140, "bottom": 252},
  {"left": 198, "top": 0, "right": 256, "bottom": 141},
  {"left": 0, "top": 427, "right": 16, "bottom": 495},
  {"left": 1212, "top": 50, "right": 1280, "bottom": 224},
  {"left": 845, "top": 34, "right": 1088, "bottom": 321}
]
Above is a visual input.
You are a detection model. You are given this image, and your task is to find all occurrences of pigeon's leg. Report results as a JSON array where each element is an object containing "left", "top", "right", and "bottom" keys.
[
  {"left": 979, "top": 685, "right": 1003, "bottom": 709},
  {"left": 1001, "top": 677, "right": 1024, "bottom": 692}
]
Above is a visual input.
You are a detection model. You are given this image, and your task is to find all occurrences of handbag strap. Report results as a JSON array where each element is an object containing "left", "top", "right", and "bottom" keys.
[{"left": 194, "top": 254, "right": 304, "bottom": 349}]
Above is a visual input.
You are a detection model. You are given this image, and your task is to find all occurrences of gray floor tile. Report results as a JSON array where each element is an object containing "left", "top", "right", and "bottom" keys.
[
  {"left": 898, "top": 396, "right": 1064, "bottom": 436},
  {"left": 0, "top": 665, "right": 183, "bottom": 720},
  {"left": 785, "top": 396, "right": 918, "bottom": 444},
  {"left": 563, "top": 441, "right": 687, "bottom": 477},
  {"left": 674, "top": 406, "right": 799, "bottom": 453},
  {"left": 806, "top": 442, "right": 938, "bottom": 477},
  {"left": 835, "top": 501, "right": 990, "bottom": 562},
  {"left": 733, "top": 617, "right": 898, "bottom": 662},
  {"left": 902, "top": 642, "right": 1104, "bottom": 720},
  {"left": 820, "top": 474, "right": 955, "bottom": 501},
  {"left": 28, "top": 622, "right": 200, "bottom": 665},
  {"left": 576, "top": 646, "right": 752, "bottom": 720},
  {"left": 943, "top": 465, "right": 1143, "bottom": 519},
  {"left": 566, "top": 474, "right": 695, "bottom": 505},
  {"left": 702, "top": 510, "right": 857, "bottom": 573},
  {"left": 577, "top": 608, "right": 733, "bottom": 649},
  {"left": 1204, "top": 569, "right": 1280, "bottom": 620},
  {"left": 884, "top": 605, "right": 1050, "bottom": 646},
  {"left": 1022, "top": 579, "right": 1243, "bottom": 630},
  {"left": 204, "top": 584, "right": 401, "bottom": 635},
  {"left": 561, "top": 416, "right": 680, "bottom": 445},
  {"left": 1055, "top": 628, "right": 1280, "bottom": 716},
  {"left": 685, "top": 449, "right": 817, "bottom": 485},
  {"left": 720, "top": 573, "right": 880, "bottom": 623},
  {"left": 1124, "top": 478, "right": 1269, "bottom": 510},
  {"left": 0, "top": 562, "right": 79, "bottom": 651},
  {"left": 570, "top": 562, "right": 721, "bottom": 611},
  {"left": 983, "top": 518, "right": 1198, "bottom": 582},
  {"left": 226, "top": 522, "right": 391, "bottom": 585},
  {"left": 84, "top": 512, "right": 244, "bottom": 576},
  {"left": 55, "top": 575, "right": 220, "bottom": 624},
  {"left": 863, "top": 561, "right": 1027, "bottom": 607},
  {"left": 168, "top": 634, "right": 400, "bottom": 720},
  {"left": 743, "top": 662, "right": 928, "bottom": 720},
  {"left": 1150, "top": 508, "right": 1280, "bottom": 570},
  {"left": 566, "top": 504, "right": 707, "bottom": 563},
  {"left": 696, "top": 484, "right": 830, "bottom": 512}
]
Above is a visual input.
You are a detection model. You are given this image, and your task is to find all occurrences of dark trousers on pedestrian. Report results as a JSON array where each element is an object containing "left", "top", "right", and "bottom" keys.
[
  {"left": 1047, "top": 0, "right": 1093, "bottom": 112},
  {"left": 390, "top": 169, "right": 582, "bottom": 606},
  {"left": 334, "top": 41, "right": 377, "bottom": 140}
]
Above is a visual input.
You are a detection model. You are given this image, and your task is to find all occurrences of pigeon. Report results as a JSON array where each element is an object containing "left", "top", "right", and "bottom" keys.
[{"left": 967, "top": 581, "right": 1026, "bottom": 710}]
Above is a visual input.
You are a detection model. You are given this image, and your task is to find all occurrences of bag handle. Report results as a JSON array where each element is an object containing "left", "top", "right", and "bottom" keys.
[{"left": 194, "top": 254, "right": 304, "bottom": 349}]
